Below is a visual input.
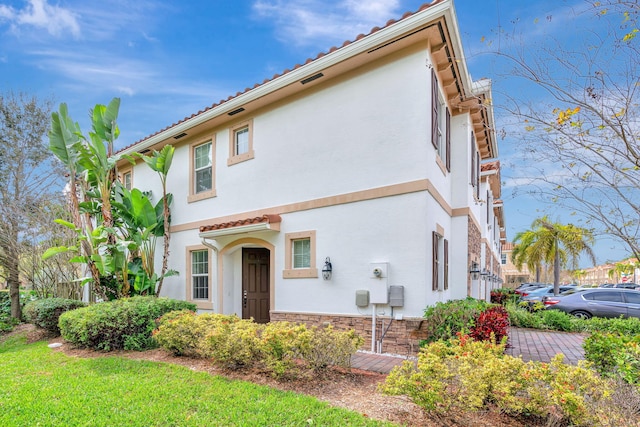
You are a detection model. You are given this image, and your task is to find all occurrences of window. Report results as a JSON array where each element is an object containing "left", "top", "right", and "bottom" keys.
[
  {"left": 188, "top": 137, "right": 216, "bottom": 202},
  {"left": 501, "top": 253, "right": 507, "bottom": 265},
  {"left": 486, "top": 190, "right": 491, "bottom": 224},
  {"left": 186, "top": 246, "right": 211, "bottom": 308},
  {"left": 283, "top": 231, "right": 317, "bottom": 278},
  {"left": 431, "top": 69, "right": 451, "bottom": 172},
  {"left": 191, "top": 250, "right": 209, "bottom": 299},
  {"left": 292, "top": 238, "right": 311, "bottom": 269},
  {"left": 587, "top": 291, "right": 623, "bottom": 302},
  {"left": 119, "top": 168, "right": 132, "bottom": 190},
  {"left": 625, "top": 292, "right": 640, "bottom": 304},
  {"left": 432, "top": 231, "right": 449, "bottom": 291},
  {"left": 123, "top": 171, "right": 132, "bottom": 190},
  {"left": 228, "top": 119, "right": 254, "bottom": 165}
]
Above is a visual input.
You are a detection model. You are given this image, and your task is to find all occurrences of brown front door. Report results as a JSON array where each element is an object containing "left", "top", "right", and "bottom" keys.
[{"left": 242, "top": 248, "right": 270, "bottom": 324}]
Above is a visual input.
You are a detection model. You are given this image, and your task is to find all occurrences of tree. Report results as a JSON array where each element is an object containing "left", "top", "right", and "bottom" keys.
[
  {"left": 0, "top": 92, "right": 62, "bottom": 319},
  {"left": 47, "top": 98, "right": 176, "bottom": 299},
  {"left": 486, "top": 1, "right": 640, "bottom": 258},
  {"left": 513, "top": 216, "right": 596, "bottom": 295},
  {"left": 511, "top": 228, "right": 548, "bottom": 283}
]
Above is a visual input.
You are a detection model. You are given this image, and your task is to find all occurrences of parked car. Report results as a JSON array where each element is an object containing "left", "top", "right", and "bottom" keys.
[
  {"left": 514, "top": 283, "right": 550, "bottom": 296},
  {"left": 520, "top": 285, "right": 577, "bottom": 309},
  {"left": 614, "top": 283, "right": 640, "bottom": 290},
  {"left": 545, "top": 288, "right": 640, "bottom": 319},
  {"left": 599, "top": 283, "right": 615, "bottom": 288}
]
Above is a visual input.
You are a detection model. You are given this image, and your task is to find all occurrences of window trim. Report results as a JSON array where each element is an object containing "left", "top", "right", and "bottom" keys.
[
  {"left": 119, "top": 167, "right": 133, "bottom": 190},
  {"left": 283, "top": 230, "right": 318, "bottom": 278},
  {"left": 188, "top": 137, "right": 216, "bottom": 203},
  {"left": 432, "top": 230, "right": 448, "bottom": 291},
  {"left": 431, "top": 69, "right": 450, "bottom": 172},
  {"left": 228, "top": 119, "right": 255, "bottom": 166},
  {"left": 186, "top": 245, "right": 212, "bottom": 309}
]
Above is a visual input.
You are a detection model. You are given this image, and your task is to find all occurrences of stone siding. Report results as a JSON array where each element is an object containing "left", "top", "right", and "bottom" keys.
[{"left": 271, "top": 311, "right": 430, "bottom": 356}]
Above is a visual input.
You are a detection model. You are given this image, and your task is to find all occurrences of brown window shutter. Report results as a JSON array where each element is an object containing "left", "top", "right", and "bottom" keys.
[
  {"left": 445, "top": 107, "right": 451, "bottom": 172},
  {"left": 470, "top": 132, "right": 475, "bottom": 187},
  {"left": 431, "top": 69, "right": 439, "bottom": 149},
  {"left": 432, "top": 231, "right": 438, "bottom": 291},
  {"left": 476, "top": 152, "right": 481, "bottom": 199},
  {"left": 444, "top": 238, "right": 449, "bottom": 290}
]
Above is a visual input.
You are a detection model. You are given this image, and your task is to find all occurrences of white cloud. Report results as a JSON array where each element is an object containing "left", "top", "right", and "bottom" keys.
[
  {"left": 0, "top": 0, "right": 80, "bottom": 38},
  {"left": 252, "top": 0, "right": 401, "bottom": 47}
]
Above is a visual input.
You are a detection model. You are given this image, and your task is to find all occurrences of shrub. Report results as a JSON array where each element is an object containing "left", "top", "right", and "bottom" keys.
[
  {"left": 469, "top": 305, "right": 509, "bottom": 342},
  {"left": 258, "top": 321, "right": 312, "bottom": 377},
  {"left": 23, "top": 298, "right": 86, "bottom": 334},
  {"left": 300, "top": 325, "right": 364, "bottom": 371},
  {"left": 584, "top": 332, "right": 640, "bottom": 384},
  {"left": 154, "top": 314, "right": 364, "bottom": 377},
  {"left": 539, "top": 309, "right": 577, "bottom": 332},
  {"left": 490, "top": 288, "right": 517, "bottom": 305},
  {"left": 59, "top": 296, "right": 196, "bottom": 351},
  {"left": 421, "top": 298, "right": 491, "bottom": 344},
  {"left": 153, "top": 311, "right": 239, "bottom": 357},
  {"left": 199, "top": 318, "right": 262, "bottom": 369},
  {"left": 381, "top": 335, "right": 621, "bottom": 426},
  {"left": 583, "top": 315, "right": 640, "bottom": 335}
]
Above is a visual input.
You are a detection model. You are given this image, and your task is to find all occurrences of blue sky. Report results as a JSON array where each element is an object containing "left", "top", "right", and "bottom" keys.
[{"left": 0, "top": 0, "right": 628, "bottom": 265}]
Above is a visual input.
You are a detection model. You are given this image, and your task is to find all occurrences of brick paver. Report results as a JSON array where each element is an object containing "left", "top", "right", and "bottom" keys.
[{"left": 351, "top": 327, "right": 587, "bottom": 374}]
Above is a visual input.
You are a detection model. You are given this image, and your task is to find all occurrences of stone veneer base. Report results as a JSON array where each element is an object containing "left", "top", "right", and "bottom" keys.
[{"left": 270, "top": 311, "right": 430, "bottom": 356}]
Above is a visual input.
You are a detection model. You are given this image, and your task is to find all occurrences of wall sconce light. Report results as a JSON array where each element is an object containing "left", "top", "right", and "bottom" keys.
[
  {"left": 469, "top": 262, "right": 480, "bottom": 280},
  {"left": 481, "top": 269, "right": 490, "bottom": 278},
  {"left": 322, "top": 257, "right": 332, "bottom": 280}
]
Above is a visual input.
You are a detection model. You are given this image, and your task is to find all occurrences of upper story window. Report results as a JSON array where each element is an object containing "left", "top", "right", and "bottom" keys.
[
  {"left": 501, "top": 253, "right": 507, "bottom": 265},
  {"left": 195, "top": 142, "right": 212, "bottom": 193},
  {"left": 188, "top": 137, "right": 216, "bottom": 203},
  {"left": 431, "top": 69, "right": 451, "bottom": 172},
  {"left": 228, "top": 119, "right": 255, "bottom": 166},
  {"left": 470, "top": 132, "right": 480, "bottom": 199},
  {"left": 119, "top": 168, "right": 132, "bottom": 190}
]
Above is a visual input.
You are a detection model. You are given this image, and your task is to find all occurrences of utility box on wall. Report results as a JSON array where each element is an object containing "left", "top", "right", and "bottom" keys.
[
  {"left": 355, "top": 290, "right": 370, "bottom": 307},
  {"left": 389, "top": 285, "right": 404, "bottom": 307},
  {"left": 369, "top": 262, "right": 389, "bottom": 304}
]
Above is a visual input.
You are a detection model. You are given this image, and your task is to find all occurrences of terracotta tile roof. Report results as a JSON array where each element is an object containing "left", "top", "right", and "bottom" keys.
[
  {"left": 199, "top": 214, "right": 282, "bottom": 233},
  {"left": 118, "top": 0, "right": 444, "bottom": 154}
]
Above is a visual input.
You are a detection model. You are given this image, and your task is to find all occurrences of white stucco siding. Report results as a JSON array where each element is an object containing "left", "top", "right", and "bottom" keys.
[
  {"left": 276, "top": 190, "right": 455, "bottom": 317},
  {"left": 159, "top": 44, "right": 443, "bottom": 226},
  {"left": 159, "top": 190, "right": 455, "bottom": 318}
]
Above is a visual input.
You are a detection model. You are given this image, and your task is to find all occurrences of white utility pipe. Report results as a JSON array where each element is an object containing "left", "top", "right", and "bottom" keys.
[{"left": 371, "top": 304, "right": 377, "bottom": 352}]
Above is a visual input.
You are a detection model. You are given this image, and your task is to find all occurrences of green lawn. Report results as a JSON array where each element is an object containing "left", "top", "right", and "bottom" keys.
[{"left": 0, "top": 335, "right": 393, "bottom": 427}]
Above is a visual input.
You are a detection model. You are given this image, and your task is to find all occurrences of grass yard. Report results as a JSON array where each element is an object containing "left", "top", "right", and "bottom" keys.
[{"left": 0, "top": 335, "right": 393, "bottom": 427}]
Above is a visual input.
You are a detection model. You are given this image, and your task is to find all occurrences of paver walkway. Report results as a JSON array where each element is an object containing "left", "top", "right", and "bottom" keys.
[
  {"left": 350, "top": 327, "right": 587, "bottom": 374},
  {"left": 505, "top": 327, "right": 586, "bottom": 364}
]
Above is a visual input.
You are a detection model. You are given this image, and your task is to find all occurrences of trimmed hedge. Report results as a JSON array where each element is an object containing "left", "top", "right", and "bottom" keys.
[
  {"left": 59, "top": 296, "right": 196, "bottom": 351},
  {"left": 23, "top": 298, "right": 86, "bottom": 334},
  {"left": 154, "top": 312, "right": 364, "bottom": 378}
]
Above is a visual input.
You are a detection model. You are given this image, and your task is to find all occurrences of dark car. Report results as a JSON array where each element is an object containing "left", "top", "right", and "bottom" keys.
[
  {"left": 545, "top": 288, "right": 640, "bottom": 319},
  {"left": 614, "top": 283, "right": 640, "bottom": 290}
]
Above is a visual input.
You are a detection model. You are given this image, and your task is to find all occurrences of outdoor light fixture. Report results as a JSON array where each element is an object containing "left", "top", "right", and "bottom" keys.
[
  {"left": 469, "top": 262, "right": 480, "bottom": 280},
  {"left": 481, "top": 269, "right": 490, "bottom": 278},
  {"left": 322, "top": 257, "right": 332, "bottom": 280}
]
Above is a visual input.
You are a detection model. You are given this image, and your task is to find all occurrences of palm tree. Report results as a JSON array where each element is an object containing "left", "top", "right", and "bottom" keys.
[
  {"left": 514, "top": 216, "right": 596, "bottom": 295},
  {"left": 511, "top": 228, "right": 548, "bottom": 283}
]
